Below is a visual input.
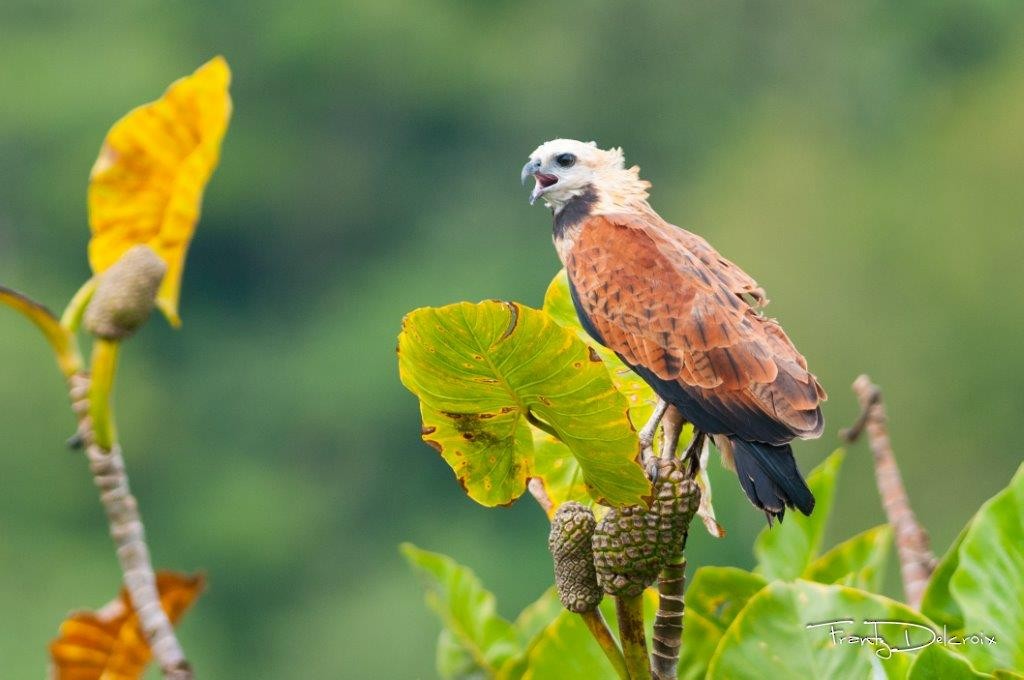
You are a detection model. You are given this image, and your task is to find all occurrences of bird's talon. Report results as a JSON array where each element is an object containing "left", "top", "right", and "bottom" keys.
[{"left": 645, "top": 457, "right": 660, "bottom": 484}]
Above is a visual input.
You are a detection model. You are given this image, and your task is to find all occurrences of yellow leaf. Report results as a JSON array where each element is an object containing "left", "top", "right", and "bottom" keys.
[
  {"left": 88, "top": 56, "right": 232, "bottom": 326},
  {"left": 49, "top": 571, "right": 205, "bottom": 680}
]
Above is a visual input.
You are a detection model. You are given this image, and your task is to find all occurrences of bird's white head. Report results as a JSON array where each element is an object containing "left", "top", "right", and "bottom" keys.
[{"left": 521, "top": 139, "right": 650, "bottom": 213}]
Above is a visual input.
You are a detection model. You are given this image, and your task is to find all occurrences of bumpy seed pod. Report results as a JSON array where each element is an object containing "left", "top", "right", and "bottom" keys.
[
  {"left": 592, "top": 504, "right": 664, "bottom": 597},
  {"left": 649, "top": 458, "right": 702, "bottom": 563},
  {"left": 84, "top": 245, "right": 167, "bottom": 341},
  {"left": 593, "top": 459, "right": 702, "bottom": 598},
  {"left": 548, "top": 502, "right": 602, "bottom": 613}
]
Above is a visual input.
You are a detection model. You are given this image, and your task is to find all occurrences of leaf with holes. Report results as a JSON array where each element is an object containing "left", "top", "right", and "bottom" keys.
[{"left": 398, "top": 301, "right": 650, "bottom": 508}]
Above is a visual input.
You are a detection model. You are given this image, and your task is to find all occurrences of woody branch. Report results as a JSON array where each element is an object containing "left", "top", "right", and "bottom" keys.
[
  {"left": 843, "top": 374, "right": 936, "bottom": 609},
  {"left": 68, "top": 371, "right": 193, "bottom": 679}
]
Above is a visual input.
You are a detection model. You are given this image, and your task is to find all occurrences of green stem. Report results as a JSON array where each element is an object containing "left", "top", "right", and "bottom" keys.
[
  {"left": 60, "top": 276, "right": 97, "bottom": 332},
  {"left": 89, "top": 338, "right": 120, "bottom": 450},
  {"left": 580, "top": 608, "right": 630, "bottom": 680},
  {"left": 0, "top": 284, "right": 83, "bottom": 377},
  {"left": 615, "top": 594, "right": 652, "bottom": 680}
]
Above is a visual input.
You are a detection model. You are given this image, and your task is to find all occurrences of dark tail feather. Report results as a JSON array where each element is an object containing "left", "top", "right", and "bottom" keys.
[{"left": 730, "top": 438, "right": 815, "bottom": 524}]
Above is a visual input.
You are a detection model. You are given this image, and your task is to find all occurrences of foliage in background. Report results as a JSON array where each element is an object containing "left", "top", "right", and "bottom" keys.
[{"left": 405, "top": 454, "right": 1024, "bottom": 678}]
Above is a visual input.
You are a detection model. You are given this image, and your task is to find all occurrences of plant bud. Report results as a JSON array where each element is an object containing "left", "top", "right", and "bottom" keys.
[
  {"left": 649, "top": 458, "right": 702, "bottom": 563},
  {"left": 84, "top": 245, "right": 166, "bottom": 340},
  {"left": 593, "top": 460, "right": 702, "bottom": 597},
  {"left": 548, "top": 502, "right": 602, "bottom": 613},
  {"left": 592, "top": 504, "right": 664, "bottom": 597}
]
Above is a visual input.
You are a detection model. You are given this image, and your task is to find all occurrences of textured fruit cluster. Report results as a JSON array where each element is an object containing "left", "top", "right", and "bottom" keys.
[
  {"left": 548, "top": 458, "right": 701, "bottom": 608},
  {"left": 548, "top": 501, "right": 603, "bottom": 612}
]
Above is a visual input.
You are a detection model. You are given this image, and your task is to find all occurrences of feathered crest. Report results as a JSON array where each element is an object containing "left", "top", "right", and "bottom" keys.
[{"left": 590, "top": 146, "right": 651, "bottom": 212}]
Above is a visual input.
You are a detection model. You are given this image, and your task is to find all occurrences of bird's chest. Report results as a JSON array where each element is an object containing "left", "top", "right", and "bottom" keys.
[{"left": 552, "top": 222, "right": 583, "bottom": 265}]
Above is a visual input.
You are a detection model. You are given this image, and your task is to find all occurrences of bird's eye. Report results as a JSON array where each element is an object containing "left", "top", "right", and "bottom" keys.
[{"left": 555, "top": 153, "right": 576, "bottom": 168}]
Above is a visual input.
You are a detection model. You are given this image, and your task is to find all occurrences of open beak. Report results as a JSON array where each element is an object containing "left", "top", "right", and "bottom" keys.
[{"left": 521, "top": 159, "right": 558, "bottom": 205}]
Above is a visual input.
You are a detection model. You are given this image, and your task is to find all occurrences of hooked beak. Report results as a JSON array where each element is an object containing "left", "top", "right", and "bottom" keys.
[{"left": 521, "top": 159, "right": 558, "bottom": 205}]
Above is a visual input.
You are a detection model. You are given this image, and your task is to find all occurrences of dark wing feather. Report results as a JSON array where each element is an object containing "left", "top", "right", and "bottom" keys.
[{"left": 564, "top": 212, "right": 825, "bottom": 445}]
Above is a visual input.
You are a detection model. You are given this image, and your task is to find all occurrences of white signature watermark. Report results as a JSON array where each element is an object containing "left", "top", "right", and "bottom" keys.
[{"left": 806, "top": 619, "right": 997, "bottom": 660}]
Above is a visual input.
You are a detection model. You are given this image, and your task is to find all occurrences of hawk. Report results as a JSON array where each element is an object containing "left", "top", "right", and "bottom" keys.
[{"left": 523, "top": 139, "right": 826, "bottom": 522}]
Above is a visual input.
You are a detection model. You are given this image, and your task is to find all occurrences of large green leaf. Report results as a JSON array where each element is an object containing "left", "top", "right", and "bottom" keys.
[
  {"left": 398, "top": 301, "right": 650, "bottom": 507},
  {"left": 514, "top": 590, "right": 659, "bottom": 680},
  {"left": 513, "top": 588, "right": 563, "bottom": 643},
  {"left": 686, "top": 567, "right": 768, "bottom": 633},
  {"left": 495, "top": 589, "right": 564, "bottom": 680},
  {"left": 677, "top": 567, "right": 767, "bottom": 680},
  {"left": 949, "top": 462, "right": 1024, "bottom": 673},
  {"left": 754, "top": 449, "right": 844, "bottom": 581},
  {"left": 531, "top": 431, "right": 592, "bottom": 515},
  {"left": 920, "top": 521, "right": 971, "bottom": 631},
  {"left": 518, "top": 609, "right": 618, "bottom": 680},
  {"left": 804, "top": 524, "right": 892, "bottom": 592},
  {"left": 676, "top": 608, "right": 725, "bottom": 680},
  {"left": 543, "top": 270, "right": 657, "bottom": 429},
  {"left": 708, "top": 580, "right": 934, "bottom": 679},
  {"left": 401, "top": 543, "right": 521, "bottom": 677},
  {"left": 437, "top": 629, "right": 488, "bottom": 680},
  {"left": 907, "top": 644, "right": 989, "bottom": 680}
]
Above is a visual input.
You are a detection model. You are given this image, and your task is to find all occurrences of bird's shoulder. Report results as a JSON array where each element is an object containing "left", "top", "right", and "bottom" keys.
[
  {"left": 566, "top": 210, "right": 826, "bottom": 420},
  {"left": 569, "top": 210, "right": 764, "bottom": 312}
]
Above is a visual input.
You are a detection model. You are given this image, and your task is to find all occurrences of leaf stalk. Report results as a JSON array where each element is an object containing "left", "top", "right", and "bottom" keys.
[
  {"left": 580, "top": 608, "right": 630, "bottom": 680},
  {"left": 615, "top": 594, "right": 652, "bottom": 680}
]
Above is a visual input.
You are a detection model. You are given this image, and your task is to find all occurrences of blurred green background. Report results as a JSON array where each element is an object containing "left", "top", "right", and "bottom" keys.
[{"left": 1, "top": 1, "right": 1022, "bottom": 677}]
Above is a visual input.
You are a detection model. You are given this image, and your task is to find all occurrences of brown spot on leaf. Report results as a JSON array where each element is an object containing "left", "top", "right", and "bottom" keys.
[
  {"left": 500, "top": 301, "right": 519, "bottom": 340},
  {"left": 421, "top": 425, "right": 437, "bottom": 436},
  {"left": 588, "top": 347, "right": 602, "bottom": 362},
  {"left": 440, "top": 410, "right": 503, "bottom": 447}
]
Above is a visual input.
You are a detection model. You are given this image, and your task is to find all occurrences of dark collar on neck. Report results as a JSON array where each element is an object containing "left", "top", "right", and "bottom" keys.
[{"left": 553, "top": 185, "right": 597, "bottom": 238}]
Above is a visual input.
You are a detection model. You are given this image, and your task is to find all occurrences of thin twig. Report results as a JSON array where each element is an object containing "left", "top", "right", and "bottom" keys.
[
  {"left": 581, "top": 609, "right": 630, "bottom": 680},
  {"left": 527, "top": 477, "right": 554, "bottom": 516},
  {"left": 847, "top": 374, "right": 936, "bottom": 610},
  {"left": 615, "top": 594, "right": 652, "bottom": 680},
  {"left": 67, "top": 372, "right": 194, "bottom": 679},
  {"left": 839, "top": 384, "right": 880, "bottom": 443}
]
